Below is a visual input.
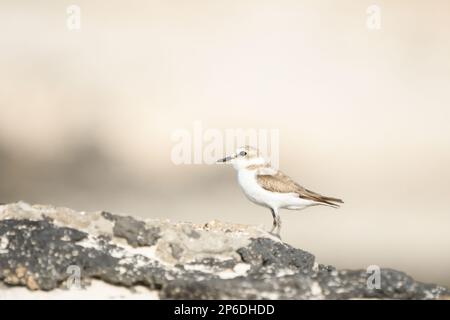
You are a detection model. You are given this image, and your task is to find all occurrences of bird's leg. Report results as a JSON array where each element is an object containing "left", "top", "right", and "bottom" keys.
[
  {"left": 269, "top": 208, "right": 281, "bottom": 239},
  {"left": 275, "top": 215, "right": 282, "bottom": 237},
  {"left": 269, "top": 208, "right": 277, "bottom": 233}
]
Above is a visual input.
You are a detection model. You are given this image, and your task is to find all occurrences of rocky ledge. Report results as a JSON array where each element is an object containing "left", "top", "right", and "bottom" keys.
[{"left": 0, "top": 202, "right": 448, "bottom": 299}]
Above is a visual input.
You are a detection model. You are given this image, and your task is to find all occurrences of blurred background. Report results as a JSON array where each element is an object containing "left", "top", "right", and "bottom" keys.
[{"left": 1, "top": 0, "right": 449, "bottom": 287}]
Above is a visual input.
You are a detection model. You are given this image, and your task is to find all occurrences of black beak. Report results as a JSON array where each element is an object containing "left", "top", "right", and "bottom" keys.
[{"left": 216, "top": 156, "right": 233, "bottom": 163}]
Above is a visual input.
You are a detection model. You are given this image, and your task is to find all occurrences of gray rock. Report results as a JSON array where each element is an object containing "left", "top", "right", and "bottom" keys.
[
  {"left": 0, "top": 202, "right": 448, "bottom": 299},
  {"left": 102, "top": 212, "right": 161, "bottom": 247}
]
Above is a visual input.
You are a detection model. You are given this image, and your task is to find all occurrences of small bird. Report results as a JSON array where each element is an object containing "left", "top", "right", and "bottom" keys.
[{"left": 217, "top": 146, "right": 343, "bottom": 237}]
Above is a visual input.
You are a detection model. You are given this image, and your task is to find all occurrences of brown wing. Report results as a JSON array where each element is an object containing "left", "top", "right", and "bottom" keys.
[{"left": 256, "top": 171, "right": 343, "bottom": 206}]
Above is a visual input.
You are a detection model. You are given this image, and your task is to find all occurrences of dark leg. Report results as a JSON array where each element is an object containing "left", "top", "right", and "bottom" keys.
[
  {"left": 269, "top": 208, "right": 281, "bottom": 239},
  {"left": 275, "top": 214, "right": 281, "bottom": 236},
  {"left": 269, "top": 208, "right": 277, "bottom": 233}
]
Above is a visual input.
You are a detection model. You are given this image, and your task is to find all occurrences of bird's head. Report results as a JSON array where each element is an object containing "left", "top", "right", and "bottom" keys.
[{"left": 216, "top": 146, "right": 266, "bottom": 170}]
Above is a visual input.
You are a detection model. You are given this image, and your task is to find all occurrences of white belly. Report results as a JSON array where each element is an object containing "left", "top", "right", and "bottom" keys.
[{"left": 237, "top": 169, "right": 313, "bottom": 210}]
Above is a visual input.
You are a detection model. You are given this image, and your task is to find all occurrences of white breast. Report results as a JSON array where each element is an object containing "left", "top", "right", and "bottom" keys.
[{"left": 237, "top": 169, "right": 267, "bottom": 206}]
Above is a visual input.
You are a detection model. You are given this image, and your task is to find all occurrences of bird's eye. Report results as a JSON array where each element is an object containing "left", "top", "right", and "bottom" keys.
[{"left": 239, "top": 151, "right": 247, "bottom": 156}]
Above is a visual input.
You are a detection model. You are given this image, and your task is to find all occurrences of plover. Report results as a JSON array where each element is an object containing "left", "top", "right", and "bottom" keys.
[{"left": 217, "top": 146, "right": 343, "bottom": 237}]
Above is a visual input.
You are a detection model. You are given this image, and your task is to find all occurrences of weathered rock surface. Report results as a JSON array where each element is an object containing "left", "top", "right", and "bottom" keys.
[{"left": 0, "top": 202, "right": 448, "bottom": 299}]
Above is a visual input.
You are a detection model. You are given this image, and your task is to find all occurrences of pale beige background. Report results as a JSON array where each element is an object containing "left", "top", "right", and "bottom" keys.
[{"left": 1, "top": 0, "right": 449, "bottom": 287}]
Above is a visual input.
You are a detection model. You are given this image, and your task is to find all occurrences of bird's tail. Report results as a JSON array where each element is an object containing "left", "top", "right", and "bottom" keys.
[{"left": 316, "top": 196, "right": 344, "bottom": 208}]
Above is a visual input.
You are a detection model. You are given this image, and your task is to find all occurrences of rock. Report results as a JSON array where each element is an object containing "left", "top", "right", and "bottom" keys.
[{"left": 0, "top": 201, "right": 448, "bottom": 299}]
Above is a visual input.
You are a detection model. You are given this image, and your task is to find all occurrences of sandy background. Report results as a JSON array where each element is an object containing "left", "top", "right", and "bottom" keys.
[{"left": 1, "top": 0, "right": 449, "bottom": 288}]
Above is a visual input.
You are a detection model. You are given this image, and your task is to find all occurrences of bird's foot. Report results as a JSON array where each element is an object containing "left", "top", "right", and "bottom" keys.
[{"left": 268, "top": 231, "right": 282, "bottom": 241}]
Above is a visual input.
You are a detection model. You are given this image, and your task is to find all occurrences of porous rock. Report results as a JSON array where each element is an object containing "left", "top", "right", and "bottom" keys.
[{"left": 0, "top": 202, "right": 448, "bottom": 299}]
